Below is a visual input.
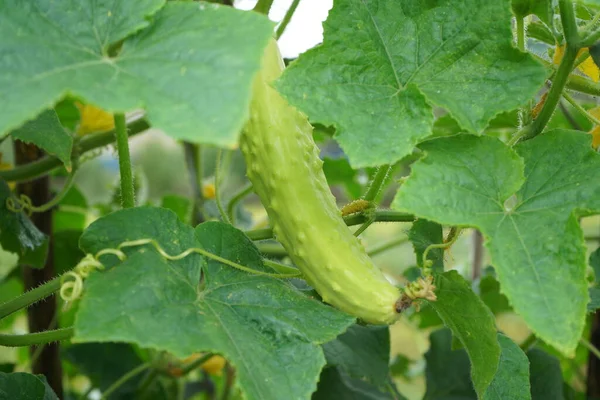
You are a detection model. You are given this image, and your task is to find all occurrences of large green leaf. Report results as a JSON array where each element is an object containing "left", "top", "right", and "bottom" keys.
[
  {"left": 9, "top": 110, "right": 72, "bottom": 168},
  {"left": 0, "top": 181, "right": 47, "bottom": 268},
  {"left": 322, "top": 325, "right": 390, "bottom": 387},
  {"left": 74, "top": 207, "right": 354, "bottom": 400},
  {"left": 424, "top": 330, "right": 530, "bottom": 400},
  {"left": 393, "top": 131, "right": 599, "bottom": 355},
  {"left": 276, "top": 0, "right": 547, "bottom": 167},
  {"left": 0, "top": 1, "right": 273, "bottom": 147},
  {"left": 527, "top": 348, "right": 564, "bottom": 400},
  {"left": 0, "top": 372, "right": 58, "bottom": 400},
  {"left": 426, "top": 271, "right": 500, "bottom": 397}
]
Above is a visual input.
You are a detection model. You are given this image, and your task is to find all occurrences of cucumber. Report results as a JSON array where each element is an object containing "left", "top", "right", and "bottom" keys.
[{"left": 240, "top": 40, "right": 402, "bottom": 324}]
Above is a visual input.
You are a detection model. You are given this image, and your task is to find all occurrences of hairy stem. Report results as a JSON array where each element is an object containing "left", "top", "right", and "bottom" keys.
[
  {"left": 0, "top": 277, "right": 61, "bottom": 320},
  {"left": 114, "top": 113, "right": 135, "bottom": 208},
  {"left": 362, "top": 165, "right": 392, "bottom": 203},
  {"left": 101, "top": 363, "right": 151, "bottom": 400},
  {"left": 227, "top": 183, "right": 253, "bottom": 224},
  {"left": 184, "top": 142, "right": 205, "bottom": 224},
  {"left": 214, "top": 149, "right": 231, "bottom": 224},
  {"left": 245, "top": 210, "right": 414, "bottom": 240},
  {"left": 0, "top": 327, "right": 73, "bottom": 347}
]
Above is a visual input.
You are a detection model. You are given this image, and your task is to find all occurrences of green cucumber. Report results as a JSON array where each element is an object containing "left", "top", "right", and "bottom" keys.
[{"left": 240, "top": 40, "right": 402, "bottom": 324}]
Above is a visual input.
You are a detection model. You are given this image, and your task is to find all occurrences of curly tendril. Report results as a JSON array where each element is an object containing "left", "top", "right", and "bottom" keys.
[
  {"left": 59, "top": 237, "right": 301, "bottom": 302},
  {"left": 421, "top": 226, "right": 462, "bottom": 276}
]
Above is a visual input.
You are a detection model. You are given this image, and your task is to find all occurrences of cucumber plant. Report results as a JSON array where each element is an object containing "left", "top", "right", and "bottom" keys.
[{"left": 0, "top": 0, "right": 600, "bottom": 399}]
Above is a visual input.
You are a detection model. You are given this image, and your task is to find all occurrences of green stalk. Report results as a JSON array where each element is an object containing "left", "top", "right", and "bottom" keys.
[
  {"left": 215, "top": 149, "right": 231, "bottom": 224},
  {"left": 0, "top": 277, "right": 61, "bottom": 320},
  {"left": 101, "top": 363, "right": 151, "bottom": 400},
  {"left": 516, "top": 45, "right": 579, "bottom": 143},
  {"left": 245, "top": 210, "right": 414, "bottom": 240},
  {"left": 180, "top": 353, "right": 214, "bottom": 376},
  {"left": 559, "top": 0, "right": 579, "bottom": 46},
  {"left": 367, "top": 236, "right": 410, "bottom": 257},
  {"left": 0, "top": 327, "right": 73, "bottom": 347},
  {"left": 227, "top": 183, "right": 253, "bottom": 224},
  {"left": 362, "top": 165, "right": 392, "bottom": 202},
  {"left": 114, "top": 113, "right": 135, "bottom": 208},
  {"left": 256, "top": 242, "right": 288, "bottom": 257},
  {"left": 275, "top": 0, "right": 300, "bottom": 39},
  {"left": 581, "top": 337, "right": 600, "bottom": 360},
  {"left": 516, "top": 17, "right": 526, "bottom": 51},
  {"left": 0, "top": 117, "right": 149, "bottom": 182},
  {"left": 562, "top": 91, "right": 600, "bottom": 125},
  {"left": 253, "top": 0, "right": 274, "bottom": 14}
]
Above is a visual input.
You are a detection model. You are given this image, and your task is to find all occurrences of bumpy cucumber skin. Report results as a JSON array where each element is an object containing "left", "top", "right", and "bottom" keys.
[{"left": 240, "top": 40, "right": 401, "bottom": 325}]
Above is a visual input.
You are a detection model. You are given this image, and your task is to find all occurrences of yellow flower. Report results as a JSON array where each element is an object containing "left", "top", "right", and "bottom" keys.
[
  {"left": 201, "top": 355, "right": 226, "bottom": 375},
  {"left": 553, "top": 45, "right": 599, "bottom": 82},
  {"left": 76, "top": 103, "right": 115, "bottom": 136},
  {"left": 202, "top": 182, "right": 216, "bottom": 200}
]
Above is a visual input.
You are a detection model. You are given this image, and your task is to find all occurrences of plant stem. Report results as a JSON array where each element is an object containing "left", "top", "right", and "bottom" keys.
[
  {"left": 559, "top": 0, "right": 579, "bottom": 46},
  {"left": 516, "top": 45, "right": 579, "bottom": 143},
  {"left": 253, "top": 0, "right": 274, "bottom": 14},
  {"left": 184, "top": 142, "right": 205, "bottom": 225},
  {"left": 114, "top": 113, "right": 135, "bottom": 208},
  {"left": 275, "top": 0, "right": 301, "bottom": 39},
  {"left": 0, "top": 327, "right": 73, "bottom": 347},
  {"left": 519, "top": 333, "right": 537, "bottom": 351},
  {"left": 471, "top": 230, "right": 484, "bottom": 280},
  {"left": 367, "top": 236, "right": 409, "bottom": 257},
  {"left": 101, "top": 363, "right": 151, "bottom": 400},
  {"left": 227, "top": 183, "right": 253, "bottom": 224},
  {"left": 362, "top": 165, "right": 392, "bottom": 203},
  {"left": 0, "top": 277, "right": 61, "bottom": 320},
  {"left": 582, "top": 337, "right": 600, "bottom": 360},
  {"left": 215, "top": 149, "right": 231, "bottom": 224},
  {"left": 516, "top": 17, "right": 526, "bottom": 51},
  {"left": 256, "top": 243, "right": 288, "bottom": 257},
  {"left": 0, "top": 117, "right": 149, "bottom": 182},
  {"left": 563, "top": 91, "right": 600, "bottom": 125},
  {"left": 245, "top": 210, "right": 414, "bottom": 240}
]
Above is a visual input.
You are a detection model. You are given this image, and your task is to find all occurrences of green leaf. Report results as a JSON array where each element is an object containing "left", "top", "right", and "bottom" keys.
[
  {"left": 0, "top": 1, "right": 273, "bottom": 147},
  {"left": 312, "top": 367, "right": 398, "bottom": 400},
  {"left": 408, "top": 219, "right": 444, "bottom": 274},
  {"left": 9, "top": 110, "right": 72, "bottom": 168},
  {"left": 424, "top": 329, "right": 476, "bottom": 400},
  {"left": 160, "top": 195, "right": 192, "bottom": 225},
  {"left": 424, "top": 330, "right": 531, "bottom": 400},
  {"left": 588, "top": 287, "right": 600, "bottom": 312},
  {"left": 527, "top": 348, "right": 564, "bottom": 400},
  {"left": 322, "top": 325, "right": 390, "bottom": 387},
  {"left": 74, "top": 207, "right": 354, "bottom": 400},
  {"left": 276, "top": 0, "right": 547, "bottom": 167},
  {"left": 393, "top": 131, "right": 599, "bottom": 355},
  {"left": 0, "top": 181, "right": 47, "bottom": 268},
  {"left": 483, "top": 334, "right": 530, "bottom": 400},
  {"left": 0, "top": 372, "right": 58, "bottom": 400},
  {"left": 322, "top": 158, "right": 362, "bottom": 199},
  {"left": 478, "top": 272, "right": 512, "bottom": 315},
  {"left": 426, "top": 271, "right": 500, "bottom": 398},
  {"left": 63, "top": 343, "right": 145, "bottom": 399}
]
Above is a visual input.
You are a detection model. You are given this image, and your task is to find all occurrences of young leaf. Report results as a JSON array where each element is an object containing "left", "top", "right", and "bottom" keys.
[
  {"left": 426, "top": 271, "right": 500, "bottom": 398},
  {"left": 0, "top": 181, "right": 47, "bottom": 268},
  {"left": 393, "top": 131, "right": 600, "bottom": 355},
  {"left": 9, "top": 109, "right": 73, "bottom": 168},
  {"left": 74, "top": 207, "right": 354, "bottom": 400},
  {"left": 408, "top": 219, "right": 444, "bottom": 274},
  {"left": 0, "top": 372, "right": 58, "bottom": 400},
  {"left": 322, "top": 325, "right": 390, "bottom": 387},
  {"left": 0, "top": 1, "right": 273, "bottom": 147},
  {"left": 276, "top": 0, "right": 547, "bottom": 167}
]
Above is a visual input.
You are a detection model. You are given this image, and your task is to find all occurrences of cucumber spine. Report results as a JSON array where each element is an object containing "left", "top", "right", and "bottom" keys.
[{"left": 240, "top": 40, "right": 401, "bottom": 324}]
